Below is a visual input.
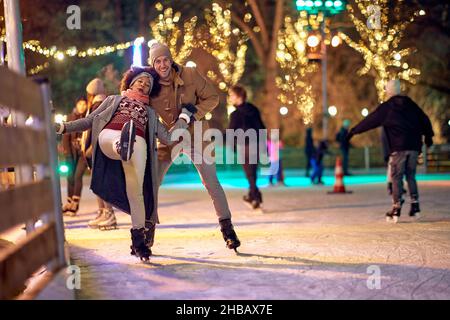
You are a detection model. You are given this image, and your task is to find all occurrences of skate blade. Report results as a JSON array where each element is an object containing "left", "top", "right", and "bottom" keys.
[
  {"left": 410, "top": 212, "right": 421, "bottom": 220},
  {"left": 99, "top": 224, "right": 118, "bottom": 231},
  {"left": 243, "top": 201, "right": 254, "bottom": 210}
]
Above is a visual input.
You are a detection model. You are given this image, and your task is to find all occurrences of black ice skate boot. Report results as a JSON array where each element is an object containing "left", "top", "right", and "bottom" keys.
[
  {"left": 409, "top": 201, "right": 421, "bottom": 219},
  {"left": 243, "top": 194, "right": 254, "bottom": 210},
  {"left": 130, "top": 228, "right": 151, "bottom": 261},
  {"left": 144, "top": 222, "right": 155, "bottom": 251},
  {"left": 386, "top": 205, "right": 401, "bottom": 223},
  {"left": 219, "top": 219, "right": 241, "bottom": 251},
  {"left": 252, "top": 191, "right": 263, "bottom": 210},
  {"left": 119, "top": 120, "right": 136, "bottom": 161}
]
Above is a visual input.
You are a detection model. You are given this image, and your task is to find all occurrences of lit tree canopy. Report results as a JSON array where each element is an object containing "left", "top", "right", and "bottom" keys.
[
  {"left": 149, "top": 2, "right": 197, "bottom": 64},
  {"left": 198, "top": 3, "right": 248, "bottom": 92},
  {"left": 276, "top": 12, "right": 317, "bottom": 125},
  {"left": 339, "top": 0, "right": 422, "bottom": 101}
]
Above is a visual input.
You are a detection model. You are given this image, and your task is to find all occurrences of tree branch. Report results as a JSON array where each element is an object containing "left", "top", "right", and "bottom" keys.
[
  {"left": 231, "top": 12, "right": 266, "bottom": 63},
  {"left": 248, "top": 0, "right": 269, "bottom": 50},
  {"left": 268, "top": 0, "right": 284, "bottom": 69}
]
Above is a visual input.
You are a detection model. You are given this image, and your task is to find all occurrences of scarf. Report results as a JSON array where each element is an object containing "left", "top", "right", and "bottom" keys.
[{"left": 121, "top": 89, "right": 149, "bottom": 105}]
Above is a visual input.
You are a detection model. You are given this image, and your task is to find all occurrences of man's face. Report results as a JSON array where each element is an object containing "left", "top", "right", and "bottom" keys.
[
  {"left": 228, "top": 91, "right": 242, "bottom": 107},
  {"left": 154, "top": 56, "right": 172, "bottom": 80},
  {"left": 76, "top": 100, "right": 87, "bottom": 114},
  {"left": 130, "top": 76, "right": 151, "bottom": 95}
]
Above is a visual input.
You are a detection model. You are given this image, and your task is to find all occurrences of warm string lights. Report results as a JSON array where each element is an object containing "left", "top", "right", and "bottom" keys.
[
  {"left": 28, "top": 62, "right": 50, "bottom": 75},
  {"left": 150, "top": 3, "right": 197, "bottom": 64},
  {"left": 276, "top": 13, "right": 317, "bottom": 125},
  {"left": 338, "top": 0, "right": 422, "bottom": 101},
  {"left": 198, "top": 3, "right": 248, "bottom": 92},
  {"left": 0, "top": 34, "right": 133, "bottom": 62}
]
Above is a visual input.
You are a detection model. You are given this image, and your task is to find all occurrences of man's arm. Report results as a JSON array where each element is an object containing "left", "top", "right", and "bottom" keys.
[
  {"left": 191, "top": 68, "right": 219, "bottom": 121},
  {"left": 350, "top": 102, "right": 389, "bottom": 136},
  {"left": 420, "top": 109, "right": 434, "bottom": 147}
]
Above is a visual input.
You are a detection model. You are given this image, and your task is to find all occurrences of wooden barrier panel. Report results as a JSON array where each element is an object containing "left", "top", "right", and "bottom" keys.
[
  {"left": 0, "top": 66, "right": 45, "bottom": 119},
  {"left": 0, "top": 126, "right": 49, "bottom": 167},
  {"left": 0, "top": 179, "right": 54, "bottom": 234},
  {"left": 0, "top": 223, "right": 58, "bottom": 300}
]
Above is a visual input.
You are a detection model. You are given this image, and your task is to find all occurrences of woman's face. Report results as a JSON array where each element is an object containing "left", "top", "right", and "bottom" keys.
[
  {"left": 76, "top": 100, "right": 87, "bottom": 114},
  {"left": 130, "top": 76, "right": 151, "bottom": 95}
]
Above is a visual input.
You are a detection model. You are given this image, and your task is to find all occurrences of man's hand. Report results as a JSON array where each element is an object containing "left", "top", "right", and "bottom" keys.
[
  {"left": 345, "top": 130, "right": 355, "bottom": 143},
  {"left": 425, "top": 136, "right": 433, "bottom": 148},
  {"left": 180, "top": 103, "right": 198, "bottom": 123}
]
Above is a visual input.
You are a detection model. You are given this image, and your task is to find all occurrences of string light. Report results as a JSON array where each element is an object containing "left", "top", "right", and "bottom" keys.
[
  {"left": 0, "top": 36, "right": 134, "bottom": 60},
  {"left": 276, "top": 14, "right": 317, "bottom": 125},
  {"left": 28, "top": 62, "right": 50, "bottom": 75},
  {"left": 150, "top": 3, "right": 197, "bottom": 64},
  {"left": 339, "top": 0, "right": 422, "bottom": 101},
  {"left": 199, "top": 3, "right": 248, "bottom": 92}
]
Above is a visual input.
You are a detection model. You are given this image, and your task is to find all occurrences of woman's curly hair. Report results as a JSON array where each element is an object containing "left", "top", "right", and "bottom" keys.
[{"left": 119, "top": 66, "right": 161, "bottom": 98}]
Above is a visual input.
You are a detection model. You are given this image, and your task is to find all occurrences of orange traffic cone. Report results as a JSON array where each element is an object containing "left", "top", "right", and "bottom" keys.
[{"left": 328, "top": 156, "right": 352, "bottom": 194}]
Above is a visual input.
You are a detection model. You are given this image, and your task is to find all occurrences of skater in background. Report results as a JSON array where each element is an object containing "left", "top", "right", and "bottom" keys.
[
  {"left": 382, "top": 127, "right": 407, "bottom": 197},
  {"left": 60, "top": 96, "right": 88, "bottom": 216},
  {"left": 304, "top": 127, "right": 314, "bottom": 177},
  {"left": 56, "top": 67, "right": 193, "bottom": 261},
  {"left": 148, "top": 42, "right": 241, "bottom": 250},
  {"left": 228, "top": 84, "right": 266, "bottom": 209},
  {"left": 82, "top": 78, "right": 117, "bottom": 230},
  {"left": 347, "top": 79, "right": 434, "bottom": 222},
  {"left": 267, "top": 131, "right": 286, "bottom": 186},
  {"left": 336, "top": 119, "right": 352, "bottom": 176},
  {"left": 310, "top": 140, "right": 328, "bottom": 185}
]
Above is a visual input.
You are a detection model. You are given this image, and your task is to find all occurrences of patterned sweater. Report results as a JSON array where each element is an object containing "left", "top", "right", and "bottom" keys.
[{"left": 104, "top": 97, "right": 148, "bottom": 138}]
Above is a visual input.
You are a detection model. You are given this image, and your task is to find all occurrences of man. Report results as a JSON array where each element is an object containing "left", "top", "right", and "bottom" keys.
[
  {"left": 347, "top": 79, "right": 434, "bottom": 223},
  {"left": 336, "top": 119, "right": 351, "bottom": 176},
  {"left": 148, "top": 42, "right": 240, "bottom": 250},
  {"left": 228, "top": 85, "right": 266, "bottom": 209}
]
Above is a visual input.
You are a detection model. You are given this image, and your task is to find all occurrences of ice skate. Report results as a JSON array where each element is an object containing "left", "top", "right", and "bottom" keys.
[
  {"left": 386, "top": 206, "right": 401, "bottom": 223},
  {"left": 62, "top": 197, "right": 73, "bottom": 213},
  {"left": 243, "top": 195, "right": 254, "bottom": 210},
  {"left": 119, "top": 120, "right": 136, "bottom": 161},
  {"left": 98, "top": 208, "right": 117, "bottom": 231},
  {"left": 219, "top": 219, "right": 241, "bottom": 252},
  {"left": 63, "top": 196, "right": 80, "bottom": 217},
  {"left": 409, "top": 202, "right": 421, "bottom": 220},
  {"left": 87, "top": 209, "right": 105, "bottom": 229},
  {"left": 143, "top": 223, "right": 155, "bottom": 249},
  {"left": 130, "top": 228, "right": 151, "bottom": 262}
]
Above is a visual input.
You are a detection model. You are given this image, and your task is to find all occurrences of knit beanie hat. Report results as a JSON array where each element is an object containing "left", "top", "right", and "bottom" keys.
[
  {"left": 130, "top": 72, "right": 153, "bottom": 89},
  {"left": 86, "top": 78, "right": 105, "bottom": 95},
  {"left": 148, "top": 43, "right": 172, "bottom": 67}
]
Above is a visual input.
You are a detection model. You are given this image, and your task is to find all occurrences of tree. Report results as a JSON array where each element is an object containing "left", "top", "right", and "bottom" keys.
[
  {"left": 339, "top": 0, "right": 422, "bottom": 102},
  {"left": 198, "top": 3, "right": 248, "bottom": 92},
  {"left": 224, "top": 0, "right": 288, "bottom": 129},
  {"left": 149, "top": 3, "right": 197, "bottom": 64}
]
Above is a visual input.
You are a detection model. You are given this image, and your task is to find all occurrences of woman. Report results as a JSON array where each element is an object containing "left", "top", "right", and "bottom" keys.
[
  {"left": 56, "top": 67, "right": 195, "bottom": 261},
  {"left": 61, "top": 96, "right": 88, "bottom": 216}
]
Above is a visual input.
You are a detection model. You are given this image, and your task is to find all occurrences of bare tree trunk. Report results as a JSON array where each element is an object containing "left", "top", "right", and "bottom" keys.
[
  {"left": 138, "top": 0, "right": 147, "bottom": 37},
  {"left": 115, "top": 0, "right": 124, "bottom": 42}
]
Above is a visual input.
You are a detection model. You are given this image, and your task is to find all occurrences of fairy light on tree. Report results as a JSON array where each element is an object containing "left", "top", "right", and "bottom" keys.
[
  {"left": 338, "top": 0, "right": 422, "bottom": 101},
  {"left": 199, "top": 3, "right": 248, "bottom": 92},
  {"left": 150, "top": 3, "right": 197, "bottom": 64},
  {"left": 276, "top": 13, "right": 317, "bottom": 125}
]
